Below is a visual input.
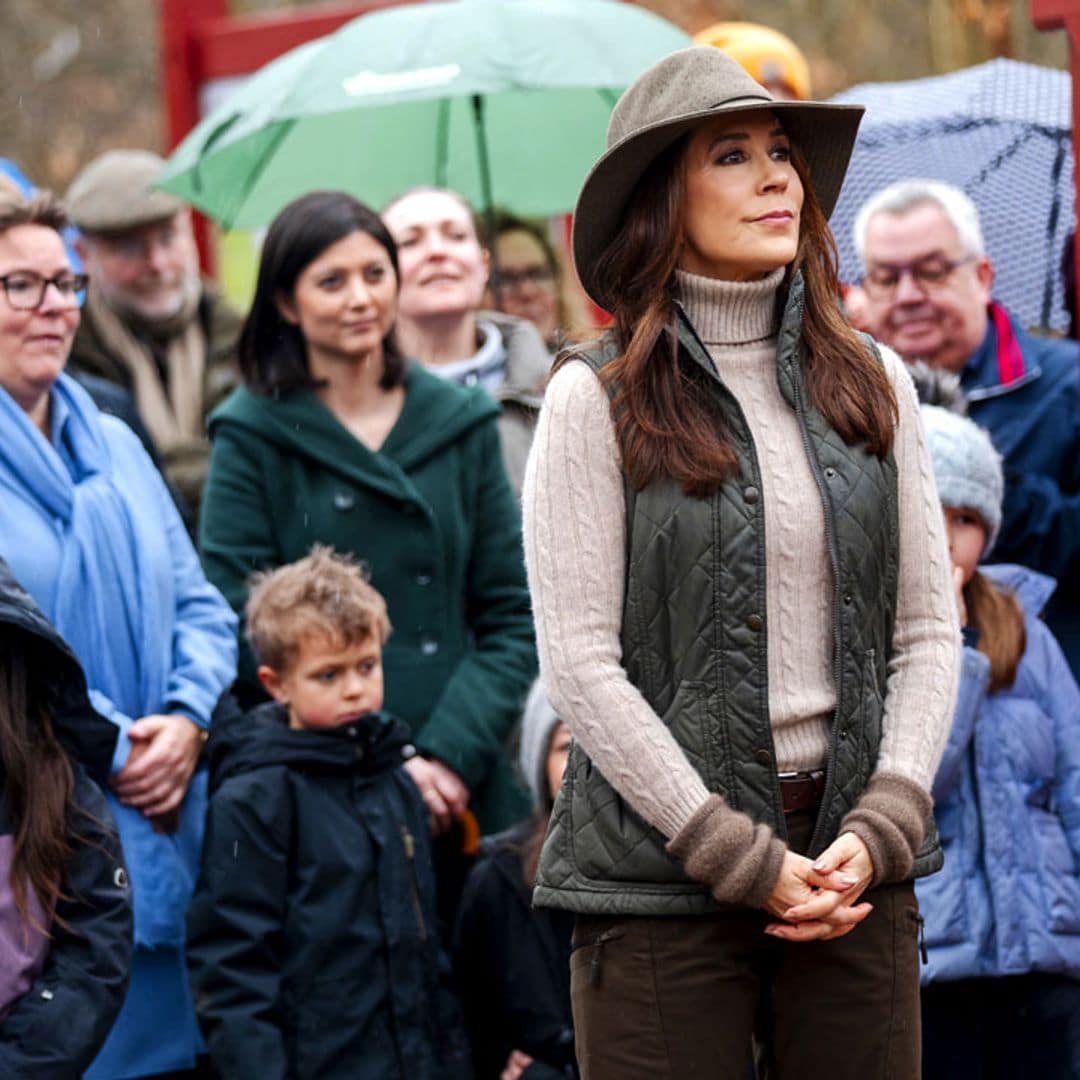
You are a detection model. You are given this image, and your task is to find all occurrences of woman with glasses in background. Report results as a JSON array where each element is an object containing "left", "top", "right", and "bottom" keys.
[{"left": 0, "top": 189, "right": 238, "bottom": 1080}]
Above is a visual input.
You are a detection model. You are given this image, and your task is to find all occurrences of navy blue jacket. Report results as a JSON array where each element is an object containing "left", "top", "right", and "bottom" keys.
[
  {"left": 916, "top": 565, "right": 1080, "bottom": 983},
  {"left": 963, "top": 307, "right": 1080, "bottom": 675},
  {"left": 187, "top": 702, "right": 471, "bottom": 1080},
  {"left": 0, "top": 559, "right": 132, "bottom": 1077}
]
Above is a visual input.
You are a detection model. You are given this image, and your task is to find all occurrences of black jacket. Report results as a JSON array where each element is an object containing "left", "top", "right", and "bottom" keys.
[
  {"left": 0, "top": 558, "right": 132, "bottom": 1077},
  {"left": 187, "top": 702, "right": 471, "bottom": 1080},
  {"left": 455, "top": 822, "right": 577, "bottom": 1079}
]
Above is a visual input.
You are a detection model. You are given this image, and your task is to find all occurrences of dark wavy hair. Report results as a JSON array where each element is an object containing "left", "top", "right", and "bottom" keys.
[
  {"left": 238, "top": 191, "right": 405, "bottom": 396},
  {"left": 562, "top": 128, "right": 897, "bottom": 497},
  {"left": 0, "top": 631, "right": 75, "bottom": 934}
]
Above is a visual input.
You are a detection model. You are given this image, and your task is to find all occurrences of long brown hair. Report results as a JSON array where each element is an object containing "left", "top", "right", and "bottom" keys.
[
  {"left": 562, "top": 128, "right": 898, "bottom": 497},
  {"left": 0, "top": 634, "right": 75, "bottom": 931},
  {"left": 963, "top": 570, "right": 1025, "bottom": 692}
]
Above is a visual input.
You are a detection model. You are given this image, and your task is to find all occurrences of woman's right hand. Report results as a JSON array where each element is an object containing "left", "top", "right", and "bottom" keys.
[{"left": 403, "top": 755, "right": 470, "bottom": 833}]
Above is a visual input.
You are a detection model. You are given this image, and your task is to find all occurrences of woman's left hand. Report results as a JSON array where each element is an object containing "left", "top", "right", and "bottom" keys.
[
  {"left": 764, "top": 831, "right": 875, "bottom": 942},
  {"left": 111, "top": 714, "right": 204, "bottom": 820}
]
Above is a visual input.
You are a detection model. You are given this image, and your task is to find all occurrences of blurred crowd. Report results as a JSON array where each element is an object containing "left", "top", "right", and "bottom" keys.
[{"left": 0, "top": 16, "right": 1078, "bottom": 1080}]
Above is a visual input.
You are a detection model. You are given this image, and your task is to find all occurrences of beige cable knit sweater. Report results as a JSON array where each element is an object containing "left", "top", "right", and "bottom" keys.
[{"left": 522, "top": 268, "right": 960, "bottom": 897}]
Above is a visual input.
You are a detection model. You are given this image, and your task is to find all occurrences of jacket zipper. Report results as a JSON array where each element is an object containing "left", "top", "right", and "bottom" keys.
[
  {"left": 786, "top": 295, "right": 844, "bottom": 856},
  {"left": 400, "top": 824, "right": 428, "bottom": 941}
]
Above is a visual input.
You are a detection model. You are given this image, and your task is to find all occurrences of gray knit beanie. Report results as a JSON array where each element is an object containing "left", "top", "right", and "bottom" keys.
[
  {"left": 920, "top": 404, "right": 1004, "bottom": 555},
  {"left": 519, "top": 679, "right": 562, "bottom": 810}
]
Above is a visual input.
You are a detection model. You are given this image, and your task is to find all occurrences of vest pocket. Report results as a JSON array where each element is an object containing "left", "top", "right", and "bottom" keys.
[
  {"left": 568, "top": 681, "right": 710, "bottom": 886},
  {"left": 857, "top": 649, "right": 884, "bottom": 776}
]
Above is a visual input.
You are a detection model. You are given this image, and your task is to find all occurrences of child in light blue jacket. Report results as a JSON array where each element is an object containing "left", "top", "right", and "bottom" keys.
[{"left": 917, "top": 405, "right": 1080, "bottom": 1079}]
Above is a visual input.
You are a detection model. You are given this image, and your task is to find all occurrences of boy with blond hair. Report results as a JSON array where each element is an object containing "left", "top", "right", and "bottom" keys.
[{"left": 186, "top": 546, "right": 469, "bottom": 1079}]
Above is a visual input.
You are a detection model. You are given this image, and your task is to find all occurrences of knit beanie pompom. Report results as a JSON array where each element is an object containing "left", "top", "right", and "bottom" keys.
[{"left": 920, "top": 404, "right": 1004, "bottom": 555}]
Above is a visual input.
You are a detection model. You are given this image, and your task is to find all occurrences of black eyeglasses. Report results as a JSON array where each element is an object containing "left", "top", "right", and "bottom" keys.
[
  {"left": 491, "top": 265, "right": 556, "bottom": 292},
  {"left": 861, "top": 255, "right": 975, "bottom": 300},
  {"left": 0, "top": 271, "right": 88, "bottom": 310}
]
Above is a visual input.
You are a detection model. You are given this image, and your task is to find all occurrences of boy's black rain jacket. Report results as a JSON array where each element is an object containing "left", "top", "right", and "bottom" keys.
[{"left": 186, "top": 701, "right": 471, "bottom": 1079}]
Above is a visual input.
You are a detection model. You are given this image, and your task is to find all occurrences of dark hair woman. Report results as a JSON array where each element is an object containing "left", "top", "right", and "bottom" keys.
[
  {"left": 522, "top": 47, "right": 961, "bottom": 1078},
  {"left": 0, "top": 189, "right": 237, "bottom": 1078},
  {"left": 201, "top": 190, "right": 537, "bottom": 837},
  {"left": 0, "top": 558, "right": 131, "bottom": 1075}
]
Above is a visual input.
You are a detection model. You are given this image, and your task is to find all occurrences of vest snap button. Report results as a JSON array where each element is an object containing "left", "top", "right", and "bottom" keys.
[
  {"left": 746, "top": 613, "right": 763, "bottom": 631},
  {"left": 843, "top": 592, "right": 853, "bottom": 605},
  {"left": 743, "top": 486, "right": 759, "bottom": 504},
  {"left": 839, "top": 728, "right": 849, "bottom": 740},
  {"left": 824, "top": 467, "right": 837, "bottom": 479},
  {"left": 333, "top": 491, "right": 355, "bottom": 511},
  {"left": 755, "top": 748, "right": 772, "bottom": 766}
]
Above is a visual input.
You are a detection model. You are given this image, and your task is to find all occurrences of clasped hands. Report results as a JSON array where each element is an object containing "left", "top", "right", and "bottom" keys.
[
  {"left": 762, "top": 831, "right": 875, "bottom": 942},
  {"left": 111, "top": 713, "right": 205, "bottom": 833}
]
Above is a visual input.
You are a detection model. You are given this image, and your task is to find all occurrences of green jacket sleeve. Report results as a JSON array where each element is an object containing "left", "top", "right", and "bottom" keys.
[
  {"left": 414, "top": 418, "right": 538, "bottom": 789},
  {"left": 199, "top": 423, "right": 281, "bottom": 691}
]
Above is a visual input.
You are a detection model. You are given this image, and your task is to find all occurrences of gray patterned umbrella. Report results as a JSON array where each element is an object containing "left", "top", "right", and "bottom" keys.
[{"left": 828, "top": 58, "right": 1073, "bottom": 332}]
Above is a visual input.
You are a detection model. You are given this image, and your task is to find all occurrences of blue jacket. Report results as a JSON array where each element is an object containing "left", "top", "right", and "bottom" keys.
[
  {"left": 916, "top": 565, "right": 1080, "bottom": 983},
  {"left": 963, "top": 307, "right": 1080, "bottom": 675},
  {"left": 0, "top": 376, "right": 238, "bottom": 1077}
]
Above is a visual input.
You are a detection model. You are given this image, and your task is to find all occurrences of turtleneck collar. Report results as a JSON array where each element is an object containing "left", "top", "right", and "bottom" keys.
[{"left": 675, "top": 266, "right": 785, "bottom": 348}]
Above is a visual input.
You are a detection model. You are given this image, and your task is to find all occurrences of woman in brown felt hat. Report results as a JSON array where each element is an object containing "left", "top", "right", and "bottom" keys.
[{"left": 522, "top": 45, "right": 961, "bottom": 1078}]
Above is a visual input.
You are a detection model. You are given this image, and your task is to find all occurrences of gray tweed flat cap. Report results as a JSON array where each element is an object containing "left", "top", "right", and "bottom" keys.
[{"left": 67, "top": 149, "right": 185, "bottom": 233}]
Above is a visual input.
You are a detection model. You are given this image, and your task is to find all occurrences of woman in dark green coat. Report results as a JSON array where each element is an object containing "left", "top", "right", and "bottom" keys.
[{"left": 199, "top": 191, "right": 536, "bottom": 833}]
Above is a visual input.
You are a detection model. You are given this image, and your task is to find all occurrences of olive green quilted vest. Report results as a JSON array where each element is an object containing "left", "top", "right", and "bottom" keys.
[{"left": 534, "top": 275, "right": 942, "bottom": 916}]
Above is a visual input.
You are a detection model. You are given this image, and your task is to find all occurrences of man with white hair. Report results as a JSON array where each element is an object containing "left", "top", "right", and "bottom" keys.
[
  {"left": 66, "top": 149, "right": 241, "bottom": 517},
  {"left": 854, "top": 178, "right": 1080, "bottom": 676}
]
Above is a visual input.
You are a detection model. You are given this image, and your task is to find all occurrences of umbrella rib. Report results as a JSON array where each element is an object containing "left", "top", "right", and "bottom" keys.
[
  {"left": 436, "top": 97, "right": 449, "bottom": 188},
  {"left": 224, "top": 119, "right": 299, "bottom": 231}
]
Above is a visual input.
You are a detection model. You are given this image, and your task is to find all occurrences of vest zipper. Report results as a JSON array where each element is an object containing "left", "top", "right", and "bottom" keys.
[
  {"left": 786, "top": 296, "right": 844, "bottom": 856},
  {"left": 400, "top": 824, "right": 428, "bottom": 941}
]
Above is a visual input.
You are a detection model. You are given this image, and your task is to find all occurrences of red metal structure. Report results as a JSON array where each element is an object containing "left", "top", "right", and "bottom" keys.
[
  {"left": 1031, "top": 0, "right": 1080, "bottom": 318},
  {"left": 159, "top": 0, "right": 422, "bottom": 269}
]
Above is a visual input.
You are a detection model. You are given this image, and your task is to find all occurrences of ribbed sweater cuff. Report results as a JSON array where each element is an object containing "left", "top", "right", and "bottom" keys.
[
  {"left": 666, "top": 794, "right": 787, "bottom": 909},
  {"left": 840, "top": 773, "right": 933, "bottom": 886}
]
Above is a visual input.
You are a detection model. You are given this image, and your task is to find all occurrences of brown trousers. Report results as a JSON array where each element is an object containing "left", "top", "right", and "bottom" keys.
[{"left": 569, "top": 811, "right": 922, "bottom": 1080}]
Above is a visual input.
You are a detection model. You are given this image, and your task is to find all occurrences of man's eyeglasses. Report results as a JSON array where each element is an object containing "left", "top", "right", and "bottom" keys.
[
  {"left": 861, "top": 255, "right": 976, "bottom": 300},
  {"left": 491, "top": 265, "right": 556, "bottom": 293},
  {"left": 0, "top": 271, "right": 88, "bottom": 310}
]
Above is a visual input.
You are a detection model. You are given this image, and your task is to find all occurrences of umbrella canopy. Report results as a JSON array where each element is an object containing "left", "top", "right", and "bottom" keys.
[
  {"left": 158, "top": 0, "right": 692, "bottom": 230},
  {"left": 828, "top": 58, "right": 1074, "bottom": 332}
]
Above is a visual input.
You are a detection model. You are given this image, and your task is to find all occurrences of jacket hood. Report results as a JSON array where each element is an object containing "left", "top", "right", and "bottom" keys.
[
  {"left": 980, "top": 562, "right": 1056, "bottom": 617},
  {"left": 0, "top": 558, "right": 117, "bottom": 785},
  {"left": 478, "top": 310, "right": 551, "bottom": 409},
  {"left": 209, "top": 361, "right": 499, "bottom": 476},
  {"left": 206, "top": 700, "right": 416, "bottom": 793}
]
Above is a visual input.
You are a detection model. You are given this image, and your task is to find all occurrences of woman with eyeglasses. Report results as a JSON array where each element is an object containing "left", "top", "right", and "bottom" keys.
[
  {"left": 0, "top": 189, "right": 238, "bottom": 1079},
  {"left": 381, "top": 188, "right": 551, "bottom": 497},
  {"left": 485, "top": 211, "right": 591, "bottom": 354}
]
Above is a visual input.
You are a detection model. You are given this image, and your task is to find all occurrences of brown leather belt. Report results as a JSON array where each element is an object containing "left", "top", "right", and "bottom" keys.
[{"left": 778, "top": 770, "right": 825, "bottom": 814}]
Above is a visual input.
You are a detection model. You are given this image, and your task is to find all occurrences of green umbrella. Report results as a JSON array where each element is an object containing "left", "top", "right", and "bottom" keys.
[{"left": 157, "top": 0, "right": 692, "bottom": 230}]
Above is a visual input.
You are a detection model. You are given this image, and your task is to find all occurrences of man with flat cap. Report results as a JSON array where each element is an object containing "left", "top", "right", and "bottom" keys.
[{"left": 67, "top": 149, "right": 241, "bottom": 518}]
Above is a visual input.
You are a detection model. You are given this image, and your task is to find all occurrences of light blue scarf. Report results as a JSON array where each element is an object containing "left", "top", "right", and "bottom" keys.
[{"left": 0, "top": 375, "right": 204, "bottom": 947}]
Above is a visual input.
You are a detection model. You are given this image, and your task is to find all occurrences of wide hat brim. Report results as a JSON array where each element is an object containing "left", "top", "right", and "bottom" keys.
[{"left": 573, "top": 55, "right": 864, "bottom": 309}]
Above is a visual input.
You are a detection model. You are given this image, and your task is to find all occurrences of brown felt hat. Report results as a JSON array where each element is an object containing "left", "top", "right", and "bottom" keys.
[
  {"left": 67, "top": 149, "right": 185, "bottom": 234},
  {"left": 572, "top": 45, "right": 865, "bottom": 308}
]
